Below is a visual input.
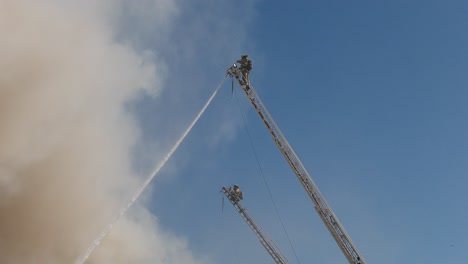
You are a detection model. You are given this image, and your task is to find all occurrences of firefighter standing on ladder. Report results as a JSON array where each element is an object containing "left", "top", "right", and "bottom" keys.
[{"left": 237, "top": 54, "right": 252, "bottom": 85}]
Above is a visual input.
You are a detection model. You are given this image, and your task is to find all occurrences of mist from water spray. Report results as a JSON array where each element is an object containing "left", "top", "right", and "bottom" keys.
[{"left": 76, "top": 77, "right": 226, "bottom": 264}]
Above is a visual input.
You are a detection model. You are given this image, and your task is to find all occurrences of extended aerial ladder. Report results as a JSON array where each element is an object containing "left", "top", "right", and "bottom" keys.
[
  {"left": 221, "top": 185, "right": 289, "bottom": 264},
  {"left": 226, "top": 62, "right": 366, "bottom": 264}
]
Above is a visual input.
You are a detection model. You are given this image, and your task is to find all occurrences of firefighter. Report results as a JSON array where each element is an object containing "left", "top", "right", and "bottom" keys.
[
  {"left": 233, "top": 184, "right": 243, "bottom": 201},
  {"left": 236, "top": 54, "right": 252, "bottom": 85}
]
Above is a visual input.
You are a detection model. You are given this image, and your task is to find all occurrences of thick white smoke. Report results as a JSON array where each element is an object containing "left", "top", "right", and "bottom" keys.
[{"left": 0, "top": 1, "right": 207, "bottom": 263}]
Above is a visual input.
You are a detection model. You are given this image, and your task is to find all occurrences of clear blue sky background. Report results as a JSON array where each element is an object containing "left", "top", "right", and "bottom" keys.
[{"left": 134, "top": 1, "right": 468, "bottom": 263}]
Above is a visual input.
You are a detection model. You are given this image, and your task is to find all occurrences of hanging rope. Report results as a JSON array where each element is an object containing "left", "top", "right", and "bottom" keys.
[{"left": 233, "top": 87, "right": 302, "bottom": 264}]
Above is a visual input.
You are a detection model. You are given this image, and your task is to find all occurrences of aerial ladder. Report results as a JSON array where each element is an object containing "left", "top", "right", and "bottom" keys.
[
  {"left": 226, "top": 61, "right": 366, "bottom": 264},
  {"left": 221, "top": 185, "right": 289, "bottom": 264}
]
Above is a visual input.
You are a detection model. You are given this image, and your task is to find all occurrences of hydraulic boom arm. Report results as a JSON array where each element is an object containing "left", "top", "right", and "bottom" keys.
[
  {"left": 226, "top": 63, "right": 366, "bottom": 264},
  {"left": 221, "top": 186, "right": 289, "bottom": 264}
]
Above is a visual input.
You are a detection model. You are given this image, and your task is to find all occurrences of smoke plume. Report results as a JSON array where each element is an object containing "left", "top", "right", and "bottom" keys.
[{"left": 0, "top": 1, "right": 205, "bottom": 263}]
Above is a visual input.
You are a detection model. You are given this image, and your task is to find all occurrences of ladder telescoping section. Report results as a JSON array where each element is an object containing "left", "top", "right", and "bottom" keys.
[
  {"left": 226, "top": 64, "right": 365, "bottom": 264},
  {"left": 221, "top": 186, "right": 289, "bottom": 264}
]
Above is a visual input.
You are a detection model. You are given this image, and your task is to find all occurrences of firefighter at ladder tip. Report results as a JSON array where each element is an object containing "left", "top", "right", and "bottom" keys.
[
  {"left": 224, "top": 184, "right": 243, "bottom": 203},
  {"left": 237, "top": 54, "right": 253, "bottom": 88}
]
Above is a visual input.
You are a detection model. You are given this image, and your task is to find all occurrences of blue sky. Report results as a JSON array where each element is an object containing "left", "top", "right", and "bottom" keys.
[{"left": 133, "top": 1, "right": 468, "bottom": 263}]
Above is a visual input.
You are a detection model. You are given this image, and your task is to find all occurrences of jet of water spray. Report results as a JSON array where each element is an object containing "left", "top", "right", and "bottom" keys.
[{"left": 76, "top": 77, "right": 226, "bottom": 264}]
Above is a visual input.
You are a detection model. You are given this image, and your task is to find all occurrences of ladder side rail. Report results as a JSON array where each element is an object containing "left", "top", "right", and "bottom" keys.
[
  {"left": 268, "top": 236, "right": 291, "bottom": 264},
  {"left": 237, "top": 206, "right": 285, "bottom": 264}
]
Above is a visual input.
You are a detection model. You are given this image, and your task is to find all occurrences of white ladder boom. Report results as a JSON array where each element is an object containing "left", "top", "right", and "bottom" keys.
[
  {"left": 221, "top": 186, "right": 289, "bottom": 264},
  {"left": 226, "top": 64, "right": 365, "bottom": 264}
]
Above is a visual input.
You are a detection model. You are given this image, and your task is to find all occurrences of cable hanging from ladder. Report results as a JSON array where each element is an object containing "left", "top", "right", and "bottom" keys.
[
  {"left": 233, "top": 85, "right": 302, "bottom": 264},
  {"left": 226, "top": 55, "right": 366, "bottom": 264}
]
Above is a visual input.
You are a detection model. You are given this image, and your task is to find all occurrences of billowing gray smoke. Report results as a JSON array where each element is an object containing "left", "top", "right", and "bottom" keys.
[{"left": 0, "top": 1, "right": 205, "bottom": 263}]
